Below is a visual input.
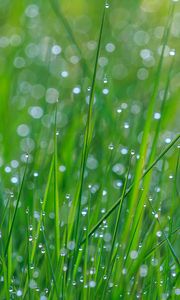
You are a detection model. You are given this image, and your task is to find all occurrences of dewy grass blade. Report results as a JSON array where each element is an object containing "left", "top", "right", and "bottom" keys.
[
  {"left": 81, "top": 134, "right": 180, "bottom": 243},
  {"left": 54, "top": 101, "right": 60, "bottom": 260},
  {"left": 148, "top": 200, "right": 180, "bottom": 266},
  {"left": 100, "top": 162, "right": 131, "bottom": 298},
  {"left": 144, "top": 226, "right": 180, "bottom": 259},
  {"left": 42, "top": 226, "right": 59, "bottom": 299},
  {"left": 30, "top": 156, "right": 54, "bottom": 262},
  {"left": 23, "top": 156, "right": 54, "bottom": 298},
  {"left": 0, "top": 197, "right": 10, "bottom": 231},
  {"left": 68, "top": 3, "right": 106, "bottom": 243},
  {"left": 4, "top": 156, "right": 28, "bottom": 256}
]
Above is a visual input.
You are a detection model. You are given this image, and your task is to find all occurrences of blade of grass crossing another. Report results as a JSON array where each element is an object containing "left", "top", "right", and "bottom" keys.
[{"left": 81, "top": 134, "right": 180, "bottom": 243}]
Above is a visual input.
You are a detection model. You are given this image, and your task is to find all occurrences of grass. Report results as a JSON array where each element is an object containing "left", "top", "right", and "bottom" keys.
[{"left": 0, "top": 0, "right": 179, "bottom": 299}]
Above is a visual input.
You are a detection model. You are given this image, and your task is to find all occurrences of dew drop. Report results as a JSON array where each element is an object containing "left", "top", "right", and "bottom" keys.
[
  {"left": 108, "top": 143, "right": 114, "bottom": 150},
  {"left": 130, "top": 250, "right": 138, "bottom": 259},
  {"left": 169, "top": 48, "right": 176, "bottom": 56},
  {"left": 89, "top": 280, "right": 96, "bottom": 288}
]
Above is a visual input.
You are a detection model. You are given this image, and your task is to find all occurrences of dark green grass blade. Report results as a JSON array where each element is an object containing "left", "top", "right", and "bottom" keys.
[{"left": 81, "top": 134, "right": 180, "bottom": 243}]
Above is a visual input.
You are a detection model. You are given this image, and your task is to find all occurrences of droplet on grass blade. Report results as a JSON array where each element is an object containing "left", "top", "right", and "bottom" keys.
[
  {"left": 169, "top": 48, "right": 176, "bottom": 56},
  {"left": 67, "top": 241, "right": 75, "bottom": 250},
  {"left": 89, "top": 281, "right": 96, "bottom": 288},
  {"left": 130, "top": 250, "right": 138, "bottom": 259},
  {"left": 105, "top": 3, "right": 110, "bottom": 8},
  {"left": 108, "top": 143, "right": 114, "bottom": 150},
  {"left": 139, "top": 265, "right": 148, "bottom": 277}
]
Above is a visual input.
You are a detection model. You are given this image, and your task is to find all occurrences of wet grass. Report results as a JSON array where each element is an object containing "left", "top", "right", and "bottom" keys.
[{"left": 0, "top": 0, "right": 179, "bottom": 299}]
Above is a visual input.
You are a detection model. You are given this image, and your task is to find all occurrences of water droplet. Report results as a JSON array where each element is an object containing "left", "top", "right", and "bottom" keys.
[
  {"left": 169, "top": 48, "right": 176, "bottom": 56},
  {"left": 165, "top": 138, "right": 171, "bottom": 144},
  {"left": 102, "top": 88, "right": 109, "bottom": 95},
  {"left": 59, "top": 165, "right": 66, "bottom": 172},
  {"left": 16, "top": 290, "right": 23, "bottom": 297},
  {"left": 5, "top": 166, "right": 11, "bottom": 173},
  {"left": 175, "top": 288, "right": 180, "bottom": 296},
  {"left": 89, "top": 280, "right": 96, "bottom": 288},
  {"left": 131, "top": 149, "right": 135, "bottom": 155},
  {"left": 108, "top": 143, "right": 114, "bottom": 150},
  {"left": 130, "top": 250, "right": 138, "bottom": 259},
  {"left": 63, "top": 265, "right": 68, "bottom": 272},
  {"left": 81, "top": 209, "right": 87, "bottom": 216},
  {"left": 41, "top": 248, "right": 45, "bottom": 254},
  {"left": 102, "top": 189, "right": 107, "bottom": 196},
  {"left": 105, "top": 3, "right": 110, "bottom": 8},
  {"left": 51, "top": 44, "right": 62, "bottom": 55},
  {"left": 60, "top": 248, "right": 67, "bottom": 256},
  {"left": 154, "top": 112, "right": 161, "bottom": 120},
  {"left": 156, "top": 231, "right": 162, "bottom": 237},
  {"left": 117, "top": 108, "right": 122, "bottom": 113},
  {"left": 29, "top": 236, "right": 33, "bottom": 242},
  {"left": 67, "top": 241, "right": 75, "bottom": 250},
  {"left": 105, "top": 43, "right": 115, "bottom": 53},
  {"left": 73, "top": 86, "right": 81, "bottom": 94},
  {"left": 29, "top": 225, "right": 33, "bottom": 231},
  {"left": 140, "top": 265, "right": 148, "bottom": 277},
  {"left": 103, "top": 75, "right": 108, "bottom": 83},
  {"left": 122, "top": 268, "right": 127, "bottom": 275}
]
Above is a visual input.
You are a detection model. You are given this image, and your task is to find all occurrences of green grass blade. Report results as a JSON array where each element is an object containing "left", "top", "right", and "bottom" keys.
[
  {"left": 4, "top": 157, "right": 28, "bottom": 256},
  {"left": 68, "top": 2, "right": 106, "bottom": 243}
]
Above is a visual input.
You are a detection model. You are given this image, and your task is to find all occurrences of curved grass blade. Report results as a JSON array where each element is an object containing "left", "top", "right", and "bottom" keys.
[{"left": 23, "top": 156, "right": 54, "bottom": 298}]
